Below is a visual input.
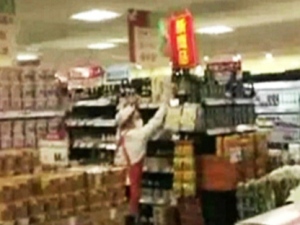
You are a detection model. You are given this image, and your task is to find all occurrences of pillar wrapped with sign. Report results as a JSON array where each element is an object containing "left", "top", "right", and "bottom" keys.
[{"left": 168, "top": 10, "right": 199, "bottom": 69}]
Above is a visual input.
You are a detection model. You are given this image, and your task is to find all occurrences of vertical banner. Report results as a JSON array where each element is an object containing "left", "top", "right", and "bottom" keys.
[
  {"left": 168, "top": 10, "right": 198, "bottom": 68},
  {"left": 0, "top": 0, "right": 15, "bottom": 58},
  {"left": 127, "top": 9, "right": 168, "bottom": 68}
]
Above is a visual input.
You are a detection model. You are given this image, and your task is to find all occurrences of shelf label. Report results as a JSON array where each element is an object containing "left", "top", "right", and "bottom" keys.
[{"left": 39, "top": 137, "right": 69, "bottom": 166}]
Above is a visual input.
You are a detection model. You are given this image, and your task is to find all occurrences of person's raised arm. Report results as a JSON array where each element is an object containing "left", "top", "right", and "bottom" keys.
[{"left": 140, "top": 76, "right": 173, "bottom": 139}]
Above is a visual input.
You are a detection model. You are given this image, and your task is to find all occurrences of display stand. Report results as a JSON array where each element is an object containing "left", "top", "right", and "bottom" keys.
[{"left": 168, "top": 66, "right": 259, "bottom": 225}]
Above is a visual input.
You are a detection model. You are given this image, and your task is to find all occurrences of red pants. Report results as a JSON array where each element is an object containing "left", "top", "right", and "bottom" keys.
[{"left": 128, "top": 159, "right": 143, "bottom": 215}]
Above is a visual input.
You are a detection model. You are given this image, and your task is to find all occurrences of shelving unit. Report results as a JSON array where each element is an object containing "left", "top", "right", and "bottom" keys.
[
  {"left": 140, "top": 140, "right": 175, "bottom": 225},
  {"left": 166, "top": 67, "right": 259, "bottom": 225},
  {"left": 67, "top": 101, "right": 117, "bottom": 164}
]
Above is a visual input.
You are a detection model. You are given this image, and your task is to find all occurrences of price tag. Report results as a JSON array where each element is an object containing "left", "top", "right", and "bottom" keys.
[
  {"left": 110, "top": 208, "right": 116, "bottom": 220},
  {"left": 86, "top": 142, "right": 94, "bottom": 149},
  {"left": 106, "top": 144, "right": 116, "bottom": 150},
  {"left": 148, "top": 103, "right": 159, "bottom": 109},
  {"left": 78, "top": 120, "right": 85, "bottom": 126},
  {"left": 230, "top": 147, "right": 242, "bottom": 163},
  {"left": 98, "top": 144, "right": 105, "bottom": 149},
  {"left": 170, "top": 98, "right": 179, "bottom": 107},
  {"left": 79, "top": 142, "right": 86, "bottom": 148},
  {"left": 39, "top": 138, "right": 69, "bottom": 166},
  {"left": 69, "top": 217, "right": 76, "bottom": 225},
  {"left": 139, "top": 103, "right": 148, "bottom": 109}
]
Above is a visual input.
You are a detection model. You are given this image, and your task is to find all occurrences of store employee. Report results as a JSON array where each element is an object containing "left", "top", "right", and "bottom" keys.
[{"left": 114, "top": 77, "right": 172, "bottom": 224}]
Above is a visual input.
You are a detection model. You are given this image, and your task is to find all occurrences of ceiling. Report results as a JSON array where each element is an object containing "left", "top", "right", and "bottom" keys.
[{"left": 14, "top": 0, "right": 300, "bottom": 72}]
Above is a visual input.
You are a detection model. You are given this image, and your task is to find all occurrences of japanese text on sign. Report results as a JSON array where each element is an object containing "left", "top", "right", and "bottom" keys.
[
  {"left": 175, "top": 17, "right": 189, "bottom": 65},
  {"left": 168, "top": 10, "right": 198, "bottom": 68},
  {"left": 134, "top": 26, "right": 160, "bottom": 67}
]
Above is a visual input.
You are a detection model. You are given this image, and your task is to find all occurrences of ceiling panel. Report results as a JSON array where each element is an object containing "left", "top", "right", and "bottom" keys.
[{"left": 13, "top": 0, "right": 300, "bottom": 68}]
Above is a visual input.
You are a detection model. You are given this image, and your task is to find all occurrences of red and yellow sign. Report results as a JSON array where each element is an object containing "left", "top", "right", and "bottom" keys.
[{"left": 168, "top": 10, "right": 198, "bottom": 68}]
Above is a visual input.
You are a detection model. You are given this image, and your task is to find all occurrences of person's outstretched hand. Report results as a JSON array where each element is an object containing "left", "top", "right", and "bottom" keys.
[{"left": 162, "top": 75, "right": 173, "bottom": 103}]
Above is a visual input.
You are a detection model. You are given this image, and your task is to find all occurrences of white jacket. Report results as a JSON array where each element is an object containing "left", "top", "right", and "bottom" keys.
[{"left": 114, "top": 104, "right": 167, "bottom": 166}]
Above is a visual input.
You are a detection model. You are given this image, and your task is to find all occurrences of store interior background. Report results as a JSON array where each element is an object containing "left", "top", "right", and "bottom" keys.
[
  {"left": 0, "top": 1, "right": 299, "bottom": 225},
  {"left": 5, "top": 0, "right": 300, "bottom": 74}
]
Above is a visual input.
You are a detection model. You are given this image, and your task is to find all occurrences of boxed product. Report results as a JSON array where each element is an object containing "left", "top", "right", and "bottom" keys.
[
  {"left": 180, "top": 104, "right": 198, "bottom": 132},
  {"left": 36, "top": 119, "right": 48, "bottom": 139},
  {"left": 164, "top": 107, "right": 182, "bottom": 131},
  {"left": 21, "top": 69, "right": 35, "bottom": 83},
  {"left": 0, "top": 97, "right": 10, "bottom": 111}
]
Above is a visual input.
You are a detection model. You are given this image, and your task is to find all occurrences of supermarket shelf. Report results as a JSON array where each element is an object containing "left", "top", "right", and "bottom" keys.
[
  {"left": 203, "top": 98, "right": 232, "bottom": 106},
  {"left": 142, "top": 170, "right": 173, "bottom": 174},
  {"left": 66, "top": 119, "right": 116, "bottom": 128},
  {"left": 139, "top": 103, "right": 160, "bottom": 109},
  {"left": 73, "top": 141, "right": 117, "bottom": 150},
  {"left": 0, "top": 110, "right": 65, "bottom": 120},
  {"left": 203, "top": 98, "right": 254, "bottom": 106},
  {"left": 234, "top": 98, "right": 255, "bottom": 105},
  {"left": 139, "top": 198, "right": 166, "bottom": 206},
  {"left": 73, "top": 99, "right": 114, "bottom": 107},
  {"left": 74, "top": 99, "right": 160, "bottom": 110},
  {"left": 255, "top": 107, "right": 299, "bottom": 114},
  {"left": 206, "top": 125, "right": 257, "bottom": 135}
]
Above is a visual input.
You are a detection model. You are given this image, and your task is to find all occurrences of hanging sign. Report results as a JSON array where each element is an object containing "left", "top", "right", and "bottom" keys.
[
  {"left": 168, "top": 10, "right": 198, "bottom": 68},
  {"left": 0, "top": 0, "right": 15, "bottom": 57},
  {"left": 106, "top": 64, "right": 131, "bottom": 82},
  {"left": 127, "top": 9, "right": 168, "bottom": 67},
  {"left": 207, "top": 55, "right": 242, "bottom": 85},
  {"left": 68, "top": 66, "right": 105, "bottom": 89}
]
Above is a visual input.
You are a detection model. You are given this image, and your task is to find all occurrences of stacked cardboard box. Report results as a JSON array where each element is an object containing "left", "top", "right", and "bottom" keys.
[
  {"left": 0, "top": 166, "right": 126, "bottom": 225},
  {"left": 0, "top": 68, "right": 61, "bottom": 111},
  {"left": 0, "top": 149, "right": 39, "bottom": 176},
  {"left": 0, "top": 118, "right": 63, "bottom": 149},
  {"left": 197, "top": 132, "right": 269, "bottom": 191},
  {"left": 173, "top": 141, "right": 196, "bottom": 197}
]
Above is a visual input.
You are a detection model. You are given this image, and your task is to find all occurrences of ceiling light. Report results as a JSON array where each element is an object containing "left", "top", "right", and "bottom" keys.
[
  {"left": 203, "top": 56, "right": 209, "bottom": 62},
  {"left": 108, "top": 38, "right": 128, "bottom": 44},
  {"left": 71, "top": 9, "right": 120, "bottom": 22},
  {"left": 16, "top": 53, "right": 39, "bottom": 61},
  {"left": 87, "top": 43, "right": 116, "bottom": 50},
  {"left": 265, "top": 53, "right": 273, "bottom": 60},
  {"left": 197, "top": 25, "right": 234, "bottom": 35}
]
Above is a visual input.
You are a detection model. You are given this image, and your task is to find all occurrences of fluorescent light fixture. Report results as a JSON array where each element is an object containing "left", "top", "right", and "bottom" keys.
[
  {"left": 71, "top": 9, "right": 120, "bottom": 22},
  {"left": 87, "top": 43, "right": 116, "bottom": 50},
  {"left": 265, "top": 53, "right": 273, "bottom": 60},
  {"left": 203, "top": 56, "right": 209, "bottom": 62},
  {"left": 108, "top": 38, "right": 128, "bottom": 44},
  {"left": 197, "top": 25, "right": 234, "bottom": 35},
  {"left": 16, "top": 53, "right": 39, "bottom": 61}
]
